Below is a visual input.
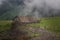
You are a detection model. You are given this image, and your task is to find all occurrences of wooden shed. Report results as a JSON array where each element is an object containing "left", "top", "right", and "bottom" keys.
[{"left": 12, "top": 16, "right": 40, "bottom": 24}]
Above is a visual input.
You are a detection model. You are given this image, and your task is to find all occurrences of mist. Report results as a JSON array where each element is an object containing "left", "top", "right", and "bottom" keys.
[
  {"left": 19, "top": 0, "right": 60, "bottom": 17},
  {"left": 0, "top": 0, "right": 60, "bottom": 20},
  {"left": 0, "top": 0, "right": 5, "bottom": 5},
  {"left": 0, "top": 0, "right": 23, "bottom": 20}
]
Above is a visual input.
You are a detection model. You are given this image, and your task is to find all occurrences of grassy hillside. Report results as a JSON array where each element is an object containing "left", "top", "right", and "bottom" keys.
[
  {"left": 27, "top": 16, "right": 60, "bottom": 34},
  {"left": 0, "top": 20, "right": 12, "bottom": 32},
  {"left": 40, "top": 16, "right": 60, "bottom": 32},
  {"left": 0, "top": 16, "right": 60, "bottom": 35}
]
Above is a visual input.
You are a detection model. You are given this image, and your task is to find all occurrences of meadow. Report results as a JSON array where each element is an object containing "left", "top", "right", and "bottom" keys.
[
  {"left": 0, "top": 16, "right": 60, "bottom": 38},
  {"left": 27, "top": 16, "right": 60, "bottom": 35},
  {"left": 0, "top": 20, "right": 12, "bottom": 32}
]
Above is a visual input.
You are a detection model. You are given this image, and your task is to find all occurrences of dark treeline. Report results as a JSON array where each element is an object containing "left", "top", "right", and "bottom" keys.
[{"left": 0, "top": 0, "right": 24, "bottom": 20}]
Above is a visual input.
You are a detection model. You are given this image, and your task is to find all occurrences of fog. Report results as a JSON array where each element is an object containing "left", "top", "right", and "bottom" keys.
[
  {"left": 0, "top": 0, "right": 3, "bottom": 4},
  {"left": 19, "top": 0, "right": 60, "bottom": 17},
  {"left": 0, "top": 0, "right": 60, "bottom": 19}
]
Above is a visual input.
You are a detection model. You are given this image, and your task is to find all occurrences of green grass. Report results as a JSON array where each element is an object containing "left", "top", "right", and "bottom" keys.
[
  {"left": 0, "top": 20, "right": 12, "bottom": 32},
  {"left": 40, "top": 17, "right": 60, "bottom": 32},
  {"left": 27, "top": 16, "right": 60, "bottom": 33},
  {"left": 0, "top": 16, "right": 60, "bottom": 36}
]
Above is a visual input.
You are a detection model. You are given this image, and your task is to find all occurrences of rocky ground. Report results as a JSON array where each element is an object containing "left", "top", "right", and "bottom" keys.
[
  {"left": 0, "top": 22, "right": 60, "bottom": 40},
  {"left": 10, "top": 22, "right": 60, "bottom": 40},
  {"left": 27, "top": 27, "right": 60, "bottom": 40}
]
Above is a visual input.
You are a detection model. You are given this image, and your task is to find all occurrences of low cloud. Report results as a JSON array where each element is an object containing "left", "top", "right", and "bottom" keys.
[{"left": 19, "top": 0, "right": 60, "bottom": 17}]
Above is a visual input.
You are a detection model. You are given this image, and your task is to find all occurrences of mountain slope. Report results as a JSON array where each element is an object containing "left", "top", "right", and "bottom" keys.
[{"left": 0, "top": 0, "right": 24, "bottom": 20}]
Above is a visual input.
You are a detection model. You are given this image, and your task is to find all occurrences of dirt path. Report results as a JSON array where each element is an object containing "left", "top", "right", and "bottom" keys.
[
  {"left": 9, "top": 22, "right": 60, "bottom": 40},
  {"left": 28, "top": 27, "right": 60, "bottom": 40}
]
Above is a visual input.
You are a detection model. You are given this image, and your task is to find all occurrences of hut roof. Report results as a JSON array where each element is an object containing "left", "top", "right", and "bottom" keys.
[{"left": 13, "top": 16, "right": 39, "bottom": 23}]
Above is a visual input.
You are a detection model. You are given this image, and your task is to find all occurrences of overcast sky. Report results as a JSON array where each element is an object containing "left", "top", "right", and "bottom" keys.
[
  {"left": 0, "top": 0, "right": 60, "bottom": 9},
  {"left": 19, "top": 0, "right": 60, "bottom": 17},
  {"left": 24, "top": 0, "right": 60, "bottom": 9},
  {"left": 0, "top": 0, "right": 60, "bottom": 17}
]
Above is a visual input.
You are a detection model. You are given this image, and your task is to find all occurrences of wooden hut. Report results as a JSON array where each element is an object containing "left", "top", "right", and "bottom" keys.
[{"left": 12, "top": 16, "right": 40, "bottom": 24}]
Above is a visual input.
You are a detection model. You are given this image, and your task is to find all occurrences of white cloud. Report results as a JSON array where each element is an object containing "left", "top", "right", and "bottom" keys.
[
  {"left": 0, "top": 0, "right": 6, "bottom": 5},
  {"left": 46, "top": 0, "right": 60, "bottom": 9}
]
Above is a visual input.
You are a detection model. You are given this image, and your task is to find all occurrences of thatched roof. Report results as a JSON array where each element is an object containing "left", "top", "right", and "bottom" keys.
[{"left": 13, "top": 16, "right": 39, "bottom": 23}]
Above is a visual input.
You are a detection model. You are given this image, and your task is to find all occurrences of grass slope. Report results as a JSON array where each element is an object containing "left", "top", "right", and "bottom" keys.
[
  {"left": 0, "top": 16, "right": 60, "bottom": 35},
  {"left": 27, "top": 16, "right": 60, "bottom": 33},
  {"left": 0, "top": 20, "right": 12, "bottom": 32}
]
